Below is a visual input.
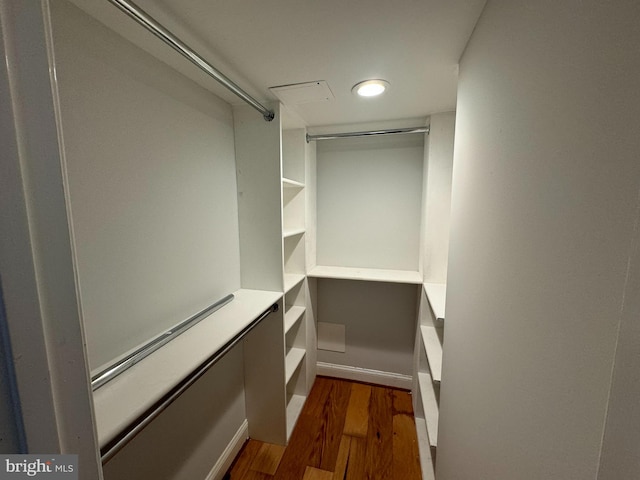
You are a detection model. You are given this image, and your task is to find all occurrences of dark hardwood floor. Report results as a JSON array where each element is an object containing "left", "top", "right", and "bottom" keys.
[{"left": 225, "top": 376, "right": 422, "bottom": 480}]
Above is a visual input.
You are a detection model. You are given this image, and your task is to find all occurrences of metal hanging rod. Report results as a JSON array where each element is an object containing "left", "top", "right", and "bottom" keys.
[
  {"left": 107, "top": 0, "right": 275, "bottom": 121},
  {"left": 101, "top": 302, "right": 279, "bottom": 463},
  {"left": 91, "top": 294, "right": 235, "bottom": 390},
  {"left": 306, "top": 126, "right": 430, "bottom": 142}
]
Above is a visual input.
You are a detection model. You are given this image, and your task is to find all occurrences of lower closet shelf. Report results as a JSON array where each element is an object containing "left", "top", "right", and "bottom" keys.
[
  {"left": 420, "top": 325, "right": 443, "bottom": 383},
  {"left": 285, "top": 348, "right": 306, "bottom": 384},
  {"left": 284, "top": 273, "right": 305, "bottom": 293},
  {"left": 284, "top": 306, "right": 306, "bottom": 333},
  {"left": 418, "top": 372, "right": 439, "bottom": 447},
  {"left": 414, "top": 417, "right": 436, "bottom": 480},
  {"left": 92, "top": 288, "right": 282, "bottom": 447},
  {"left": 286, "top": 394, "right": 306, "bottom": 437}
]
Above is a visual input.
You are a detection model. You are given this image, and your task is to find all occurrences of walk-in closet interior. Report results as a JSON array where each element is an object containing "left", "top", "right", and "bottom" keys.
[{"left": 2, "top": 0, "right": 640, "bottom": 479}]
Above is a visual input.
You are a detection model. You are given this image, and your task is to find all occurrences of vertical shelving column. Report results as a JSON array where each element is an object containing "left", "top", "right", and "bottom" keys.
[
  {"left": 413, "top": 112, "right": 455, "bottom": 478},
  {"left": 282, "top": 128, "right": 309, "bottom": 438},
  {"left": 234, "top": 103, "right": 287, "bottom": 445},
  {"left": 284, "top": 280, "right": 306, "bottom": 437},
  {"left": 414, "top": 284, "right": 446, "bottom": 478}
]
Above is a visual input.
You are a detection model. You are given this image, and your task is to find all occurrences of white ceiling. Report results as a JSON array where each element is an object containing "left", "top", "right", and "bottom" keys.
[{"left": 72, "top": 0, "right": 486, "bottom": 128}]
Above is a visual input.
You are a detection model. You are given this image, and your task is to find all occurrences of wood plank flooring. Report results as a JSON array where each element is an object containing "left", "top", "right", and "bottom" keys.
[{"left": 226, "top": 376, "right": 422, "bottom": 480}]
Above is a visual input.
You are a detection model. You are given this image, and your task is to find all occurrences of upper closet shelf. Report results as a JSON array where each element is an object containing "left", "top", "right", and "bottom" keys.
[
  {"left": 283, "top": 227, "right": 305, "bottom": 238},
  {"left": 92, "top": 288, "right": 282, "bottom": 447},
  {"left": 308, "top": 265, "right": 422, "bottom": 284},
  {"left": 282, "top": 178, "right": 305, "bottom": 188},
  {"left": 417, "top": 371, "right": 439, "bottom": 447},
  {"left": 284, "top": 306, "right": 305, "bottom": 333},
  {"left": 424, "top": 283, "right": 446, "bottom": 320},
  {"left": 284, "top": 273, "right": 305, "bottom": 292},
  {"left": 285, "top": 348, "right": 306, "bottom": 384}
]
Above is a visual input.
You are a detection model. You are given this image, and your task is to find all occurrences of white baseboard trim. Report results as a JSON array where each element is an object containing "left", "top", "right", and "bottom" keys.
[
  {"left": 317, "top": 362, "right": 413, "bottom": 390},
  {"left": 205, "top": 419, "right": 248, "bottom": 480}
]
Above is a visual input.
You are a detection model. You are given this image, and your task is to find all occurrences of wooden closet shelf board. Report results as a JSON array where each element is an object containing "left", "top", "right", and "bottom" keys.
[
  {"left": 284, "top": 273, "right": 305, "bottom": 293},
  {"left": 308, "top": 266, "right": 422, "bottom": 284},
  {"left": 414, "top": 417, "right": 436, "bottom": 480},
  {"left": 286, "top": 394, "right": 306, "bottom": 438},
  {"left": 417, "top": 372, "right": 439, "bottom": 447},
  {"left": 423, "top": 283, "right": 446, "bottom": 321},
  {"left": 285, "top": 348, "right": 306, "bottom": 384},
  {"left": 284, "top": 306, "right": 306, "bottom": 333},
  {"left": 283, "top": 228, "right": 306, "bottom": 238},
  {"left": 282, "top": 178, "right": 305, "bottom": 188},
  {"left": 420, "top": 325, "right": 443, "bottom": 383},
  {"left": 92, "top": 288, "right": 283, "bottom": 447}
]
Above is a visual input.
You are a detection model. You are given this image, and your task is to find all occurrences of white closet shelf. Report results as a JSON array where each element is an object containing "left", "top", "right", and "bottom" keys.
[
  {"left": 92, "top": 288, "right": 282, "bottom": 447},
  {"left": 420, "top": 325, "right": 443, "bottom": 383},
  {"left": 284, "top": 305, "right": 306, "bottom": 333},
  {"left": 308, "top": 265, "right": 422, "bottom": 284},
  {"left": 282, "top": 177, "right": 305, "bottom": 188},
  {"left": 418, "top": 371, "right": 439, "bottom": 447},
  {"left": 414, "top": 417, "right": 436, "bottom": 480},
  {"left": 284, "top": 273, "right": 305, "bottom": 293},
  {"left": 424, "top": 283, "right": 446, "bottom": 321},
  {"left": 286, "top": 394, "right": 306, "bottom": 437},
  {"left": 285, "top": 348, "right": 306, "bottom": 384},
  {"left": 283, "top": 227, "right": 305, "bottom": 238}
]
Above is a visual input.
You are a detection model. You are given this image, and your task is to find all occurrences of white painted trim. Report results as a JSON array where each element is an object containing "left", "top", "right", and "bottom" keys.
[
  {"left": 414, "top": 417, "right": 435, "bottom": 480},
  {"left": 317, "top": 362, "right": 413, "bottom": 390},
  {"left": 0, "top": 2, "right": 101, "bottom": 475},
  {"left": 204, "top": 419, "right": 248, "bottom": 480}
]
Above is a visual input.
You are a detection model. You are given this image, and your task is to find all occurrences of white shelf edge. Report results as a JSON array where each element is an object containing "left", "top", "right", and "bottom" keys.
[
  {"left": 417, "top": 372, "right": 439, "bottom": 447},
  {"left": 284, "top": 305, "right": 306, "bottom": 333},
  {"left": 286, "top": 394, "right": 306, "bottom": 438},
  {"left": 92, "top": 288, "right": 283, "bottom": 447},
  {"left": 283, "top": 227, "right": 305, "bottom": 238},
  {"left": 282, "top": 177, "right": 305, "bottom": 188},
  {"left": 414, "top": 417, "right": 436, "bottom": 480},
  {"left": 285, "top": 347, "right": 306, "bottom": 384},
  {"left": 308, "top": 265, "right": 422, "bottom": 284},
  {"left": 284, "top": 273, "right": 305, "bottom": 293},
  {"left": 420, "top": 325, "right": 443, "bottom": 383},
  {"left": 424, "top": 283, "right": 446, "bottom": 321}
]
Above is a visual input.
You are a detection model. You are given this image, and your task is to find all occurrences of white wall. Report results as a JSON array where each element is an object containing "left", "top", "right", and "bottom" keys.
[
  {"left": 423, "top": 112, "right": 455, "bottom": 283},
  {"left": 438, "top": 1, "right": 640, "bottom": 479},
  {"left": 50, "top": 1, "right": 241, "bottom": 372},
  {"left": 316, "top": 280, "right": 418, "bottom": 376},
  {"left": 234, "top": 102, "right": 284, "bottom": 292},
  {"left": 316, "top": 134, "right": 424, "bottom": 271},
  {"left": 598, "top": 199, "right": 640, "bottom": 478}
]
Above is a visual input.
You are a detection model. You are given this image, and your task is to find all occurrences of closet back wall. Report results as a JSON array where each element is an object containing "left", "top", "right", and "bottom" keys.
[
  {"left": 315, "top": 133, "right": 424, "bottom": 378},
  {"left": 51, "top": 1, "right": 241, "bottom": 372},
  {"left": 316, "top": 135, "right": 424, "bottom": 270}
]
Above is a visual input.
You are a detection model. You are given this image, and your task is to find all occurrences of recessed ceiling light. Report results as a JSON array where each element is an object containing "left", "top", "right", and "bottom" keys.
[{"left": 352, "top": 79, "right": 390, "bottom": 97}]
